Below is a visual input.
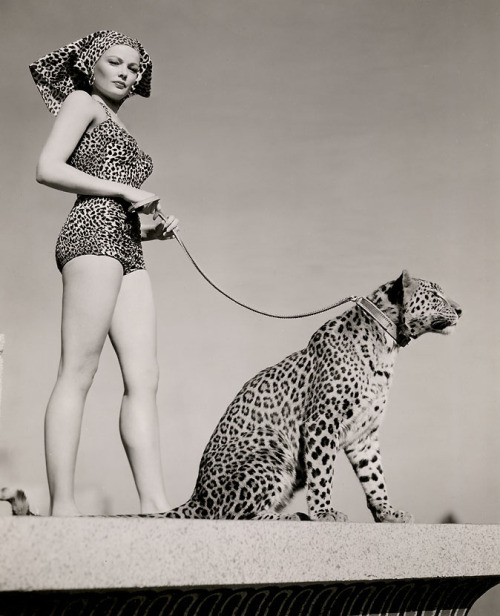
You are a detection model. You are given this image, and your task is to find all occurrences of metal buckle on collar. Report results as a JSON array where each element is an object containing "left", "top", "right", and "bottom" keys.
[{"left": 353, "top": 297, "right": 402, "bottom": 346}]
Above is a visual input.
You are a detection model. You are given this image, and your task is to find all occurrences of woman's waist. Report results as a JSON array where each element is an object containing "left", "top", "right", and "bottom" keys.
[
  {"left": 74, "top": 194, "right": 128, "bottom": 207},
  {"left": 66, "top": 196, "right": 141, "bottom": 229},
  {"left": 72, "top": 195, "right": 139, "bottom": 219}
]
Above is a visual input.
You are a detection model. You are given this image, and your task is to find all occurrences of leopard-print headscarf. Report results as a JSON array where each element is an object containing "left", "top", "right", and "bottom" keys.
[{"left": 29, "top": 30, "right": 153, "bottom": 115}]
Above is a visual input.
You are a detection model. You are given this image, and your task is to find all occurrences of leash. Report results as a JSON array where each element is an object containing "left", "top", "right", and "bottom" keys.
[
  {"left": 154, "top": 217, "right": 402, "bottom": 344},
  {"left": 170, "top": 227, "right": 355, "bottom": 319}
]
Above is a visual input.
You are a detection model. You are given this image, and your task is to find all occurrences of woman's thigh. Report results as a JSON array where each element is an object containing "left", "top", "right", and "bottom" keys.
[
  {"left": 108, "top": 269, "right": 159, "bottom": 390},
  {"left": 60, "top": 255, "right": 124, "bottom": 375}
]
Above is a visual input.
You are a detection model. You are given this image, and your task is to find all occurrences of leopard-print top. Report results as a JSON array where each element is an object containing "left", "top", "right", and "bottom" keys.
[{"left": 69, "top": 108, "right": 153, "bottom": 188}]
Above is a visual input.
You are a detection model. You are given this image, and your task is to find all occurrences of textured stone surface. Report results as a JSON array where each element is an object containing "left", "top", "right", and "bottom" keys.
[{"left": 0, "top": 519, "right": 498, "bottom": 591}]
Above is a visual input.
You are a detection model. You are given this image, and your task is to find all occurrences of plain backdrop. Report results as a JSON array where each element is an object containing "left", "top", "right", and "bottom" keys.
[{"left": 0, "top": 0, "right": 499, "bottom": 546}]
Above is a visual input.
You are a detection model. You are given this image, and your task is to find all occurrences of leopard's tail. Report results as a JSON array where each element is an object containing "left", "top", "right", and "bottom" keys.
[
  {"left": 0, "top": 487, "right": 35, "bottom": 516},
  {"left": 159, "top": 499, "right": 212, "bottom": 519}
]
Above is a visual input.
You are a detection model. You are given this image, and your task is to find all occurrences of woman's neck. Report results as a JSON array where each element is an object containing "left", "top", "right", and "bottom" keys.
[{"left": 91, "top": 93, "right": 121, "bottom": 116}]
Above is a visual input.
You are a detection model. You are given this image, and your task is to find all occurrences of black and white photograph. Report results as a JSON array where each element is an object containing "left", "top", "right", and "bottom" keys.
[{"left": 0, "top": 1, "right": 499, "bottom": 614}]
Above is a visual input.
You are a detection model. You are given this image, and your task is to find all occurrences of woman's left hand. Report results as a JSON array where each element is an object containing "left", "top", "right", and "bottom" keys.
[{"left": 141, "top": 215, "right": 180, "bottom": 241}]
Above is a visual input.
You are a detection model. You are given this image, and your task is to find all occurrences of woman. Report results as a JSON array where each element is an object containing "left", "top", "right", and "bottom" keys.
[{"left": 30, "top": 31, "right": 178, "bottom": 516}]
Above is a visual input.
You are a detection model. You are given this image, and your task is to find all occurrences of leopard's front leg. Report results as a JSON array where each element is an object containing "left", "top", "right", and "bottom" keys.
[
  {"left": 345, "top": 431, "right": 413, "bottom": 523},
  {"left": 303, "top": 416, "right": 348, "bottom": 522}
]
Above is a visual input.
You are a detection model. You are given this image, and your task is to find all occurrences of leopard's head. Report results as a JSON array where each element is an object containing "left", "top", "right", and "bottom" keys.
[{"left": 386, "top": 270, "right": 462, "bottom": 345}]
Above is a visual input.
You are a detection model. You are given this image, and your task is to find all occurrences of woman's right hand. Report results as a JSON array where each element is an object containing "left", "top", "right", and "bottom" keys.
[{"left": 124, "top": 188, "right": 162, "bottom": 217}]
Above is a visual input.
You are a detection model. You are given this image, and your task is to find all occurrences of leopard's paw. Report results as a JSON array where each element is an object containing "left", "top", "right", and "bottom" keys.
[
  {"left": 316, "top": 510, "right": 349, "bottom": 522},
  {"left": 377, "top": 509, "right": 414, "bottom": 524},
  {"left": 293, "top": 512, "right": 311, "bottom": 521}
]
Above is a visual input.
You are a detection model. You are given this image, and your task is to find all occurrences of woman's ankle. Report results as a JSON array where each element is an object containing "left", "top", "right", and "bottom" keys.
[
  {"left": 139, "top": 496, "right": 171, "bottom": 514},
  {"left": 50, "top": 499, "right": 81, "bottom": 517}
]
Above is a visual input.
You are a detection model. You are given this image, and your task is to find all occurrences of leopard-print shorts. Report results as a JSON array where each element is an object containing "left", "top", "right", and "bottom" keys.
[{"left": 55, "top": 196, "right": 145, "bottom": 275}]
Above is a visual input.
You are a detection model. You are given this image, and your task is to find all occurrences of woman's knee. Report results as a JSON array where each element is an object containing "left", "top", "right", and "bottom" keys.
[
  {"left": 58, "top": 354, "right": 100, "bottom": 391},
  {"left": 122, "top": 361, "right": 160, "bottom": 395}
]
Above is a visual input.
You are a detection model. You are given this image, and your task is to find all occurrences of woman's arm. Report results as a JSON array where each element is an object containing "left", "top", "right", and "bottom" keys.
[{"left": 36, "top": 91, "right": 156, "bottom": 205}]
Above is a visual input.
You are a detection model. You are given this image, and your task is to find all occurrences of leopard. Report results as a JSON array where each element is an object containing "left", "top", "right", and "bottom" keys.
[
  {"left": 158, "top": 270, "right": 461, "bottom": 523},
  {"left": 1, "top": 270, "right": 461, "bottom": 521}
]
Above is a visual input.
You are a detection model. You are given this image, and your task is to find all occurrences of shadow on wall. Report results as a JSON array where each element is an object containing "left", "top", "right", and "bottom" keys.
[{"left": 440, "top": 513, "right": 459, "bottom": 524}]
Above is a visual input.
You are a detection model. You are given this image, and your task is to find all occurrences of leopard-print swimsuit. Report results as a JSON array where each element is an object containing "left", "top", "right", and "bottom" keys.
[{"left": 55, "top": 100, "right": 153, "bottom": 275}]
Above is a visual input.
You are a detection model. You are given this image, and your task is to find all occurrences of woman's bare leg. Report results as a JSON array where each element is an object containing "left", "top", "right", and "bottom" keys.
[
  {"left": 109, "top": 269, "right": 170, "bottom": 513},
  {"left": 45, "top": 256, "right": 123, "bottom": 516}
]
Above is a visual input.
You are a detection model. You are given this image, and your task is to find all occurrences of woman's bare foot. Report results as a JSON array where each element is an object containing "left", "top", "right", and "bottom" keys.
[
  {"left": 50, "top": 501, "right": 82, "bottom": 517},
  {"left": 140, "top": 497, "right": 171, "bottom": 514}
]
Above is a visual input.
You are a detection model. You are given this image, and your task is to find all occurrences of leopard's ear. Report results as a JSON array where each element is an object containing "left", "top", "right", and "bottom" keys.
[
  {"left": 387, "top": 272, "right": 404, "bottom": 305},
  {"left": 401, "top": 270, "right": 420, "bottom": 303},
  {"left": 387, "top": 270, "right": 416, "bottom": 305}
]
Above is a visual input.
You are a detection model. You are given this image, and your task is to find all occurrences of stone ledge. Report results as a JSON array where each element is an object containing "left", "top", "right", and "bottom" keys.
[{"left": 0, "top": 518, "right": 499, "bottom": 592}]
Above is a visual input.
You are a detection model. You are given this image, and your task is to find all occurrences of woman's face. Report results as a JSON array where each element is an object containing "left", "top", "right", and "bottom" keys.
[{"left": 92, "top": 44, "right": 141, "bottom": 102}]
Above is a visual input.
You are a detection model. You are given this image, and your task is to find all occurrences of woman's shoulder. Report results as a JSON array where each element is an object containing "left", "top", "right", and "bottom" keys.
[{"left": 58, "top": 91, "right": 101, "bottom": 120}]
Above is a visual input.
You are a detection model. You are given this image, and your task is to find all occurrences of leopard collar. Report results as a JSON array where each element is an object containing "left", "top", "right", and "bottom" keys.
[{"left": 354, "top": 297, "right": 412, "bottom": 347}]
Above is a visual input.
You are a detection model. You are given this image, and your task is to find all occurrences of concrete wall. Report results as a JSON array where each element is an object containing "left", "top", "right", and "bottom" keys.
[{"left": 0, "top": 519, "right": 498, "bottom": 615}]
